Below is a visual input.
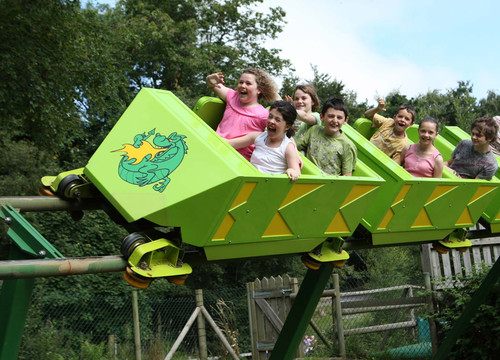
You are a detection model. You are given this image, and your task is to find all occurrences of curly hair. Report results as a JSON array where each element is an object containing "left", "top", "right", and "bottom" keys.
[{"left": 242, "top": 68, "right": 277, "bottom": 102}]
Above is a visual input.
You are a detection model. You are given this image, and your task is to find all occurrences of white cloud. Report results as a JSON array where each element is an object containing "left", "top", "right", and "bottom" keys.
[{"left": 261, "top": 0, "right": 498, "bottom": 103}]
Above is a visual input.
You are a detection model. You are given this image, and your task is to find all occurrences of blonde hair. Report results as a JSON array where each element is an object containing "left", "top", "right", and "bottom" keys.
[{"left": 242, "top": 68, "right": 277, "bottom": 102}]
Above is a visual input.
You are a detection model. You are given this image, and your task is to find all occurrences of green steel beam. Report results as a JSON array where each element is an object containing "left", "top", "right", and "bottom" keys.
[
  {"left": 0, "top": 205, "right": 64, "bottom": 360},
  {"left": 0, "top": 247, "right": 35, "bottom": 360},
  {"left": 1, "top": 205, "right": 63, "bottom": 259},
  {"left": 269, "top": 263, "right": 333, "bottom": 359},
  {"left": 432, "top": 256, "right": 500, "bottom": 360}
]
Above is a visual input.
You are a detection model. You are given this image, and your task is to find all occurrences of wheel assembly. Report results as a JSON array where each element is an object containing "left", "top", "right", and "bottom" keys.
[
  {"left": 38, "top": 185, "right": 55, "bottom": 196},
  {"left": 121, "top": 232, "right": 147, "bottom": 258},
  {"left": 301, "top": 254, "right": 321, "bottom": 270},
  {"left": 432, "top": 242, "right": 448, "bottom": 254},
  {"left": 123, "top": 266, "right": 152, "bottom": 289},
  {"left": 167, "top": 274, "right": 189, "bottom": 285},
  {"left": 331, "top": 260, "right": 346, "bottom": 267},
  {"left": 57, "top": 174, "right": 84, "bottom": 199}
]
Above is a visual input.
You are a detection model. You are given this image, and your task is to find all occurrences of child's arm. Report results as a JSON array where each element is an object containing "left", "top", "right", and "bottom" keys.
[
  {"left": 206, "top": 72, "right": 230, "bottom": 101},
  {"left": 364, "top": 97, "right": 386, "bottom": 121},
  {"left": 296, "top": 110, "right": 318, "bottom": 125},
  {"left": 226, "top": 132, "right": 261, "bottom": 149},
  {"left": 285, "top": 143, "right": 301, "bottom": 182},
  {"left": 400, "top": 146, "right": 409, "bottom": 167},
  {"left": 433, "top": 155, "right": 444, "bottom": 178}
]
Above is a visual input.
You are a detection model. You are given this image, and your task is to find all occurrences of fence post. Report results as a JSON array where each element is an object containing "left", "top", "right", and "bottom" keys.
[
  {"left": 333, "top": 273, "right": 346, "bottom": 358},
  {"left": 195, "top": 289, "right": 208, "bottom": 360},
  {"left": 108, "top": 334, "right": 115, "bottom": 359},
  {"left": 423, "top": 272, "right": 438, "bottom": 354},
  {"left": 246, "top": 281, "right": 259, "bottom": 360},
  {"left": 132, "top": 290, "right": 142, "bottom": 360}
]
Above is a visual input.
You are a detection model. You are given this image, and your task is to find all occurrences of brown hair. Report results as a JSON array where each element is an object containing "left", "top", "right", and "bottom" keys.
[
  {"left": 471, "top": 116, "right": 499, "bottom": 141},
  {"left": 396, "top": 104, "right": 416, "bottom": 123},
  {"left": 242, "top": 68, "right": 277, "bottom": 102},
  {"left": 294, "top": 84, "right": 320, "bottom": 112}
]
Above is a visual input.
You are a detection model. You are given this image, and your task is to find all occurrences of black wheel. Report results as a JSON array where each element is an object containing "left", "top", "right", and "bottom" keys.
[
  {"left": 56, "top": 174, "right": 83, "bottom": 199},
  {"left": 121, "top": 232, "right": 147, "bottom": 258}
]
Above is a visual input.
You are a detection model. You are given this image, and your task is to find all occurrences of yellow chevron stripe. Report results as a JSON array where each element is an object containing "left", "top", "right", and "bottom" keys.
[
  {"left": 425, "top": 185, "right": 456, "bottom": 205},
  {"left": 263, "top": 212, "right": 293, "bottom": 237},
  {"left": 393, "top": 185, "right": 411, "bottom": 205},
  {"left": 341, "top": 185, "right": 378, "bottom": 208},
  {"left": 456, "top": 207, "right": 473, "bottom": 226},
  {"left": 325, "top": 211, "right": 350, "bottom": 234},
  {"left": 230, "top": 182, "right": 257, "bottom": 210},
  {"left": 279, "top": 183, "right": 323, "bottom": 209},
  {"left": 468, "top": 186, "right": 496, "bottom": 205},
  {"left": 212, "top": 213, "right": 235, "bottom": 241},
  {"left": 378, "top": 208, "right": 394, "bottom": 230},
  {"left": 412, "top": 208, "right": 432, "bottom": 227}
]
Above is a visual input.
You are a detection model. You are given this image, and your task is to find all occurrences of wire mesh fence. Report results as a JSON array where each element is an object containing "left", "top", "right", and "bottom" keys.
[
  {"left": 17, "top": 283, "right": 249, "bottom": 360},
  {"left": 14, "top": 267, "right": 495, "bottom": 359}
]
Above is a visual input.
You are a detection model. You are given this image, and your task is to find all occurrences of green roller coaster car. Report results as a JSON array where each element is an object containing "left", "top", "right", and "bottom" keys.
[{"left": 40, "top": 88, "right": 500, "bottom": 288}]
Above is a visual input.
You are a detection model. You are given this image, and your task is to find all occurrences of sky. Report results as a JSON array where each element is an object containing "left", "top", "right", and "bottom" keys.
[{"left": 94, "top": 0, "right": 499, "bottom": 105}]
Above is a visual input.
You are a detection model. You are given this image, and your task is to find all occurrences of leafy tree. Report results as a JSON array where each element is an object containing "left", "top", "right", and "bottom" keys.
[
  {"left": 444, "top": 81, "right": 477, "bottom": 130},
  {"left": 119, "top": 0, "right": 291, "bottom": 105},
  {"left": 0, "top": 0, "right": 131, "bottom": 157},
  {"left": 431, "top": 264, "right": 500, "bottom": 359},
  {"left": 477, "top": 90, "right": 500, "bottom": 117}
]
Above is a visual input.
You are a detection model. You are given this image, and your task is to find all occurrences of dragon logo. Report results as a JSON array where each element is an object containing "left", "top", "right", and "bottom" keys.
[{"left": 114, "top": 129, "right": 188, "bottom": 193}]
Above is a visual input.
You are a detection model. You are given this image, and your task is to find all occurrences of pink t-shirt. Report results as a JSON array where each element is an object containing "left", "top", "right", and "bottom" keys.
[
  {"left": 404, "top": 144, "right": 441, "bottom": 178},
  {"left": 216, "top": 89, "right": 269, "bottom": 160}
]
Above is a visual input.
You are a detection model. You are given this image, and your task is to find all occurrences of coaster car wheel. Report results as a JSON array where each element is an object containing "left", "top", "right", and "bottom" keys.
[
  {"left": 331, "top": 260, "right": 346, "bottom": 267},
  {"left": 121, "top": 232, "right": 147, "bottom": 258},
  {"left": 301, "top": 254, "right": 321, "bottom": 270},
  {"left": 432, "top": 242, "right": 448, "bottom": 254},
  {"left": 167, "top": 274, "right": 189, "bottom": 285},
  {"left": 57, "top": 174, "right": 84, "bottom": 199},
  {"left": 38, "top": 184, "right": 55, "bottom": 196},
  {"left": 123, "top": 266, "right": 152, "bottom": 289}
]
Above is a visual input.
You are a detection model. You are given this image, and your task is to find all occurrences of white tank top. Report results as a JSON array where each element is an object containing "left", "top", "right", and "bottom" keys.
[{"left": 250, "top": 132, "right": 292, "bottom": 174}]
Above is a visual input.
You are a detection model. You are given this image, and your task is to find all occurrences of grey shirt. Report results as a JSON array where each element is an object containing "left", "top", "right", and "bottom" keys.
[{"left": 450, "top": 139, "right": 498, "bottom": 180}]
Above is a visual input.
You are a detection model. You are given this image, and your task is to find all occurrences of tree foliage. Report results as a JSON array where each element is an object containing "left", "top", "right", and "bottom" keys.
[{"left": 431, "top": 264, "right": 500, "bottom": 359}]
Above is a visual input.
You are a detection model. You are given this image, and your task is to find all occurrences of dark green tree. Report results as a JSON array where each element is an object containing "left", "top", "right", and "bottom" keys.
[
  {"left": 119, "top": 0, "right": 291, "bottom": 105},
  {"left": 477, "top": 90, "right": 500, "bottom": 117}
]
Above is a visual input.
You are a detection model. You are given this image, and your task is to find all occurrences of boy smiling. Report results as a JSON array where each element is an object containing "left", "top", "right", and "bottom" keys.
[
  {"left": 364, "top": 97, "right": 416, "bottom": 163},
  {"left": 445, "top": 116, "right": 499, "bottom": 180},
  {"left": 295, "top": 97, "right": 357, "bottom": 176}
]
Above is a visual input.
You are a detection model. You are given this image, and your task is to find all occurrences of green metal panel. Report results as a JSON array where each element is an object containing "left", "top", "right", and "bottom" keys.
[
  {"left": 85, "top": 90, "right": 384, "bottom": 261},
  {"left": 349, "top": 120, "right": 500, "bottom": 245},
  {"left": 84, "top": 88, "right": 258, "bottom": 224},
  {"left": 440, "top": 126, "right": 500, "bottom": 232}
]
